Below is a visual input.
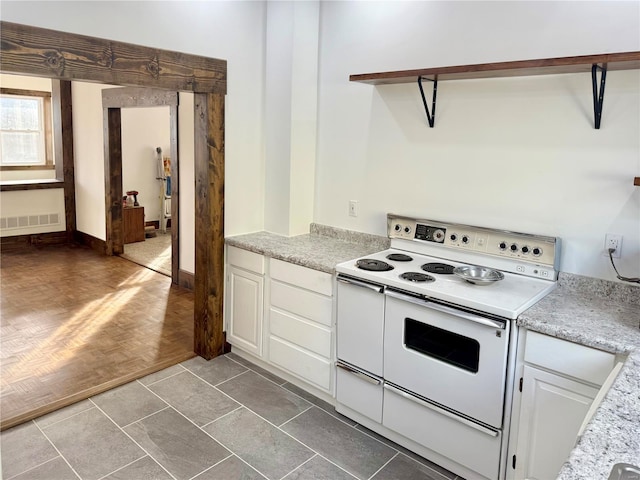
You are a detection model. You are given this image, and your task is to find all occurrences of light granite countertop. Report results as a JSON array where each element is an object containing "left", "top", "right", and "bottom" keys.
[
  {"left": 225, "top": 224, "right": 389, "bottom": 274},
  {"left": 226, "top": 227, "right": 640, "bottom": 478},
  {"left": 518, "top": 273, "right": 640, "bottom": 480}
]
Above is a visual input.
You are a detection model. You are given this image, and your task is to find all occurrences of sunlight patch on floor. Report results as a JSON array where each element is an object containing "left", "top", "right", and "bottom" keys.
[{"left": 5, "top": 284, "right": 143, "bottom": 381}]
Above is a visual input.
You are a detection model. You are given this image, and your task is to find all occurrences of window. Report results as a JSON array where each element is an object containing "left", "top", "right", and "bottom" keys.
[
  {"left": 404, "top": 317, "right": 480, "bottom": 373},
  {"left": 0, "top": 89, "right": 53, "bottom": 169}
]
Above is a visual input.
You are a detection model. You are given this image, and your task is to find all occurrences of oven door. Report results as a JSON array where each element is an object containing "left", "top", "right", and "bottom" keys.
[{"left": 383, "top": 289, "right": 510, "bottom": 428}]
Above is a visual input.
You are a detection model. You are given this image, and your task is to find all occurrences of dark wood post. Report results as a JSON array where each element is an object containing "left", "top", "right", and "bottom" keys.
[
  {"left": 51, "top": 80, "right": 76, "bottom": 241},
  {"left": 104, "top": 108, "right": 123, "bottom": 256},
  {"left": 194, "top": 93, "right": 225, "bottom": 359}
]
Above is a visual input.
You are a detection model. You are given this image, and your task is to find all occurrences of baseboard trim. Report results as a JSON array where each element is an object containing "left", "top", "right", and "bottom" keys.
[
  {"left": 178, "top": 269, "right": 195, "bottom": 290},
  {"left": 74, "top": 230, "right": 107, "bottom": 254},
  {"left": 0, "top": 231, "right": 69, "bottom": 252}
]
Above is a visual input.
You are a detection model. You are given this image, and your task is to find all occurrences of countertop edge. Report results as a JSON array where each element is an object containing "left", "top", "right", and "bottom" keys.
[{"left": 225, "top": 228, "right": 390, "bottom": 274}]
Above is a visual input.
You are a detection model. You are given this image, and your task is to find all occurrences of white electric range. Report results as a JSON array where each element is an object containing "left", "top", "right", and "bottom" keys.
[{"left": 334, "top": 214, "right": 560, "bottom": 480}]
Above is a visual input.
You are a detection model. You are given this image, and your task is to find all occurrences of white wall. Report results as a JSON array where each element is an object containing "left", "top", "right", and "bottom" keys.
[
  {"left": 179, "top": 93, "right": 196, "bottom": 273},
  {"left": 315, "top": 1, "right": 640, "bottom": 281},
  {"left": 1, "top": 0, "right": 267, "bottom": 238},
  {"left": 264, "top": 1, "right": 320, "bottom": 236},
  {"left": 72, "top": 82, "right": 109, "bottom": 240}
]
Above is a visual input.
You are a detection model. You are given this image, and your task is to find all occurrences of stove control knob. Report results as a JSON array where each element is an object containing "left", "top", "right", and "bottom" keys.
[
  {"left": 404, "top": 226, "right": 412, "bottom": 234},
  {"left": 433, "top": 229, "right": 445, "bottom": 242},
  {"left": 499, "top": 242, "right": 507, "bottom": 251},
  {"left": 394, "top": 224, "right": 402, "bottom": 232},
  {"left": 462, "top": 235, "right": 470, "bottom": 244},
  {"left": 521, "top": 246, "right": 530, "bottom": 254},
  {"left": 510, "top": 243, "right": 518, "bottom": 252},
  {"left": 532, "top": 247, "right": 543, "bottom": 257},
  {"left": 450, "top": 233, "right": 458, "bottom": 242}
]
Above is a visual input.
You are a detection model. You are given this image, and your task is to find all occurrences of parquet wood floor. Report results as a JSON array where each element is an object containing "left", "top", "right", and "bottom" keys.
[{"left": 0, "top": 243, "right": 195, "bottom": 430}]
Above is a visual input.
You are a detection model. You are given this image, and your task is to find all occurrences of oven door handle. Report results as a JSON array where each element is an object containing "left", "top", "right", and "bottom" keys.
[
  {"left": 384, "top": 289, "right": 506, "bottom": 330},
  {"left": 383, "top": 383, "right": 499, "bottom": 437},
  {"left": 337, "top": 276, "right": 384, "bottom": 294},
  {"left": 336, "top": 361, "right": 381, "bottom": 385}
]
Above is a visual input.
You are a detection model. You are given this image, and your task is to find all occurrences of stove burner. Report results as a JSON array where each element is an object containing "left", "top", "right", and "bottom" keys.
[
  {"left": 422, "top": 262, "right": 455, "bottom": 275},
  {"left": 387, "top": 253, "right": 413, "bottom": 262},
  {"left": 400, "top": 272, "right": 435, "bottom": 283},
  {"left": 356, "top": 259, "right": 394, "bottom": 272}
]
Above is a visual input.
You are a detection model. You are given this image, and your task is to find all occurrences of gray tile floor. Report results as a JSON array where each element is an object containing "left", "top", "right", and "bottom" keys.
[{"left": 1, "top": 353, "right": 462, "bottom": 480}]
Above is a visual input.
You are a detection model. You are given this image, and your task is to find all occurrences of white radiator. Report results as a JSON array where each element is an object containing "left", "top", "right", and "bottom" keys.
[{"left": 0, "top": 213, "right": 61, "bottom": 230}]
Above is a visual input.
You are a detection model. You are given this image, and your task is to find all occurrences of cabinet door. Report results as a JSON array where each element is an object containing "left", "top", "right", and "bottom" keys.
[
  {"left": 226, "top": 266, "right": 263, "bottom": 357},
  {"left": 123, "top": 207, "right": 145, "bottom": 244},
  {"left": 514, "top": 365, "right": 598, "bottom": 480}
]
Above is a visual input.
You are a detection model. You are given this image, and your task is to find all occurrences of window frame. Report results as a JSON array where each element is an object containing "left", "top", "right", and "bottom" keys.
[{"left": 0, "top": 88, "right": 54, "bottom": 171}]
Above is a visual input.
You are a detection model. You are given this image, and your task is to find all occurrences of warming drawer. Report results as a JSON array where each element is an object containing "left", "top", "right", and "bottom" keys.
[
  {"left": 383, "top": 383, "right": 502, "bottom": 480},
  {"left": 336, "top": 361, "right": 383, "bottom": 423}
]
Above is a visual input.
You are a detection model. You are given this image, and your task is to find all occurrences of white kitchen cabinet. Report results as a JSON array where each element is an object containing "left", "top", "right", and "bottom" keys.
[
  {"left": 224, "top": 247, "right": 335, "bottom": 397},
  {"left": 267, "top": 259, "right": 334, "bottom": 393},
  {"left": 509, "top": 330, "right": 616, "bottom": 480},
  {"left": 225, "top": 246, "right": 265, "bottom": 357},
  {"left": 513, "top": 365, "right": 598, "bottom": 480}
]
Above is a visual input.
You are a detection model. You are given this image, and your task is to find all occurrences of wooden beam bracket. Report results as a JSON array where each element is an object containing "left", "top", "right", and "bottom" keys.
[
  {"left": 417, "top": 76, "right": 438, "bottom": 128},
  {"left": 591, "top": 63, "right": 607, "bottom": 129}
]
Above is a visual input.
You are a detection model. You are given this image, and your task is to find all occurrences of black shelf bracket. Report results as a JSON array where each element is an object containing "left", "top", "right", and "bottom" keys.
[
  {"left": 591, "top": 63, "right": 607, "bottom": 129},
  {"left": 418, "top": 76, "right": 438, "bottom": 127}
]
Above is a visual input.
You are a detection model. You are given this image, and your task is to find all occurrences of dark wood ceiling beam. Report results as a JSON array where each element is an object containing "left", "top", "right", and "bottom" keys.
[{"left": 0, "top": 21, "right": 226, "bottom": 94}]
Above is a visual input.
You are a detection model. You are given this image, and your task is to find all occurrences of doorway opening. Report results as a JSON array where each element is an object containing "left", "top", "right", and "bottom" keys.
[
  {"left": 119, "top": 108, "right": 173, "bottom": 277},
  {"left": 101, "top": 87, "right": 180, "bottom": 282}
]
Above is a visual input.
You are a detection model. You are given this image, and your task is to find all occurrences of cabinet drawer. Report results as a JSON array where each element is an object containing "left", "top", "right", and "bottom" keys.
[
  {"left": 336, "top": 362, "right": 382, "bottom": 423},
  {"left": 227, "top": 246, "right": 265, "bottom": 274},
  {"left": 524, "top": 331, "right": 615, "bottom": 385},
  {"left": 269, "top": 336, "right": 331, "bottom": 391},
  {"left": 270, "top": 259, "right": 332, "bottom": 296},
  {"left": 270, "top": 308, "right": 331, "bottom": 358},
  {"left": 270, "top": 281, "right": 332, "bottom": 327}
]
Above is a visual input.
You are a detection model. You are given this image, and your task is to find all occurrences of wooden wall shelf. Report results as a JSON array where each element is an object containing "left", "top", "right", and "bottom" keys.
[
  {"left": 349, "top": 52, "right": 640, "bottom": 84},
  {"left": 350, "top": 51, "right": 640, "bottom": 130}
]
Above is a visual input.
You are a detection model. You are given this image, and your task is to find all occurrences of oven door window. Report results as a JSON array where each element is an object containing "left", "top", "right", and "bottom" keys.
[{"left": 404, "top": 318, "right": 480, "bottom": 373}]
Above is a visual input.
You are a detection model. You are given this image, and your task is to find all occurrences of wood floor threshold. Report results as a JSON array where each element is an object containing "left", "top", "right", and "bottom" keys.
[
  {"left": 0, "top": 351, "right": 196, "bottom": 431},
  {"left": 119, "top": 252, "right": 171, "bottom": 278}
]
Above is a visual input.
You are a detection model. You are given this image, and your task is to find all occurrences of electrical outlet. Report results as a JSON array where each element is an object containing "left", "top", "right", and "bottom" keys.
[
  {"left": 349, "top": 200, "right": 359, "bottom": 217},
  {"left": 604, "top": 234, "right": 622, "bottom": 258}
]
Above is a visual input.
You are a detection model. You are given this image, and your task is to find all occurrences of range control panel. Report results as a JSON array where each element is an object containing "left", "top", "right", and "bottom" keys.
[{"left": 388, "top": 214, "right": 558, "bottom": 270}]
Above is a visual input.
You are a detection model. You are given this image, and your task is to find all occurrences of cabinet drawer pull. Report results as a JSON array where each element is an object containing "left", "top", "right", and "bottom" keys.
[
  {"left": 337, "top": 361, "right": 381, "bottom": 385},
  {"left": 384, "top": 383, "right": 499, "bottom": 437},
  {"left": 337, "top": 275, "right": 384, "bottom": 293}
]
